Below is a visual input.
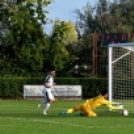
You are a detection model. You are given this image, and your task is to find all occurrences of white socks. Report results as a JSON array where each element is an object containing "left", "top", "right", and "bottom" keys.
[{"left": 43, "top": 103, "right": 51, "bottom": 114}]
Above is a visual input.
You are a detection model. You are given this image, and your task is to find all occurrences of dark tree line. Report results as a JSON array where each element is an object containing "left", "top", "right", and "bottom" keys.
[{"left": 0, "top": 0, "right": 134, "bottom": 77}]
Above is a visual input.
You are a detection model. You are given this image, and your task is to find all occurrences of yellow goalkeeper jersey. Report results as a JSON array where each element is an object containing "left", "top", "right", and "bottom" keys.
[{"left": 84, "top": 94, "right": 112, "bottom": 110}]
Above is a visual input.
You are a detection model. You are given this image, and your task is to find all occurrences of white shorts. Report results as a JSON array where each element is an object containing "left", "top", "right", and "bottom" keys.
[{"left": 42, "top": 88, "right": 54, "bottom": 102}]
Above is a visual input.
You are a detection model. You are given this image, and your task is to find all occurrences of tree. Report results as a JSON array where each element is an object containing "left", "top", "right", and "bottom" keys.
[
  {"left": 74, "top": 2, "right": 98, "bottom": 77},
  {"left": 0, "top": 0, "right": 52, "bottom": 76},
  {"left": 73, "top": 0, "right": 134, "bottom": 77},
  {"left": 44, "top": 20, "right": 77, "bottom": 75},
  {"left": 51, "top": 20, "right": 77, "bottom": 44}
]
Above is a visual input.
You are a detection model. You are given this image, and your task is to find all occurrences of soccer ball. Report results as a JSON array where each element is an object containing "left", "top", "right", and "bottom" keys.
[{"left": 122, "top": 109, "right": 129, "bottom": 116}]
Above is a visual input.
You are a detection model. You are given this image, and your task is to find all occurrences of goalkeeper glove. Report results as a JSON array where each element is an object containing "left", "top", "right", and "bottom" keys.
[{"left": 117, "top": 104, "right": 124, "bottom": 109}]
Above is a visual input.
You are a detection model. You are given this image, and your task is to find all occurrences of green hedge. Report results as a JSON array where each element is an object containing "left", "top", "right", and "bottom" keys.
[
  {"left": 0, "top": 77, "right": 107, "bottom": 99},
  {"left": 0, "top": 78, "right": 44, "bottom": 99},
  {"left": 55, "top": 78, "right": 107, "bottom": 98}
]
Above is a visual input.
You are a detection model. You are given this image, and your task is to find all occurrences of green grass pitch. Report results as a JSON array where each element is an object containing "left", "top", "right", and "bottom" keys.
[{"left": 0, "top": 100, "right": 134, "bottom": 134}]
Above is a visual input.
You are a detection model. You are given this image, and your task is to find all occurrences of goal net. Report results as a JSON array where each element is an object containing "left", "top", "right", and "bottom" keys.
[{"left": 108, "top": 42, "right": 134, "bottom": 112}]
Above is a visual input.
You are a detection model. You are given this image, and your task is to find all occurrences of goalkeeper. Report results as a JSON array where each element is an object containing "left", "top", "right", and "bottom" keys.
[{"left": 59, "top": 90, "right": 123, "bottom": 117}]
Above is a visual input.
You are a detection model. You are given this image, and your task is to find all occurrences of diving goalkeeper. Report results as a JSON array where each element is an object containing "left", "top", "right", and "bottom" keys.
[{"left": 59, "top": 90, "right": 123, "bottom": 117}]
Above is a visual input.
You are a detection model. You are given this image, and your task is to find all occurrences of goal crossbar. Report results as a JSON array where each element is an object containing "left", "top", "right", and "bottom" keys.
[{"left": 109, "top": 42, "right": 134, "bottom": 47}]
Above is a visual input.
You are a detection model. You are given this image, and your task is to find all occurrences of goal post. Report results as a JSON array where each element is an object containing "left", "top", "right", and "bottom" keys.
[{"left": 108, "top": 42, "right": 134, "bottom": 112}]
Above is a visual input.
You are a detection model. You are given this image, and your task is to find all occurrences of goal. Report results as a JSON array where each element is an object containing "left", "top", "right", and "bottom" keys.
[{"left": 108, "top": 42, "right": 134, "bottom": 112}]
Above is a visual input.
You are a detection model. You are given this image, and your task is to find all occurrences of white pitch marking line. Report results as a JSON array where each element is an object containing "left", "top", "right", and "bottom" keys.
[{"left": 0, "top": 117, "right": 134, "bottom": 128}]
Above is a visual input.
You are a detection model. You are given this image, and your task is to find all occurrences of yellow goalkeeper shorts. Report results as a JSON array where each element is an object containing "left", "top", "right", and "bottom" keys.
[{"left": 76, "top": 104, "right": 97, "bottom": 117}]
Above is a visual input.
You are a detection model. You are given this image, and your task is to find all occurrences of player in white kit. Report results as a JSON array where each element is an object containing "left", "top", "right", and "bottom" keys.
[{"left": 38, "top": 70, "right": 56, "bottom": 115}]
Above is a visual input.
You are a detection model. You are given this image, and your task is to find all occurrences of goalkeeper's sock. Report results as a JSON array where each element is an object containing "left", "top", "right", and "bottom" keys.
[
  {"left": 67, "top": 108, "right": 75, "bottom": 113},
  {"left": 59, "top": 108, "right": 75, "bottom": 115}
]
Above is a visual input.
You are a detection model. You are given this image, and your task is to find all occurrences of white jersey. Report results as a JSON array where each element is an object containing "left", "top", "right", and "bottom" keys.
[
  {"left": 45, "top": 75, "right": 54, "bottom": 87},
  {"left": 45, "top": 75, "right": 54, "bottom": 85},
  {"left": 43, "top": 75, "right": 54, "bottom": 92},
  {"left": 42, "top": 74, "right": 55, "bottom": 101}
]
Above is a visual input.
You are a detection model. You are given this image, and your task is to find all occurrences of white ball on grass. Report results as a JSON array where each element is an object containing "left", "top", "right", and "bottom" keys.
[{"left": 122, "top": 109, "right": 129, "bottom": 116}]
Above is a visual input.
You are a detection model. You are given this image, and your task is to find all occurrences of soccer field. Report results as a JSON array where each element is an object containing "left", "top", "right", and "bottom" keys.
[{"left": 0, "top": 100, "right": 134, "bottom": 134}]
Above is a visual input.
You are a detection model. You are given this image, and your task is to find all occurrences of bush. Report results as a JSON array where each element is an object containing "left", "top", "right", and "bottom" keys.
[
  {"left": 0, "top": 77, "right": 44, "bottom": 99},
  {"left": 55, "top": 77, "right": 107, "bottom": 98},
  {"left": 0, "top": 77, "right": 107, "bottom": 99}
]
